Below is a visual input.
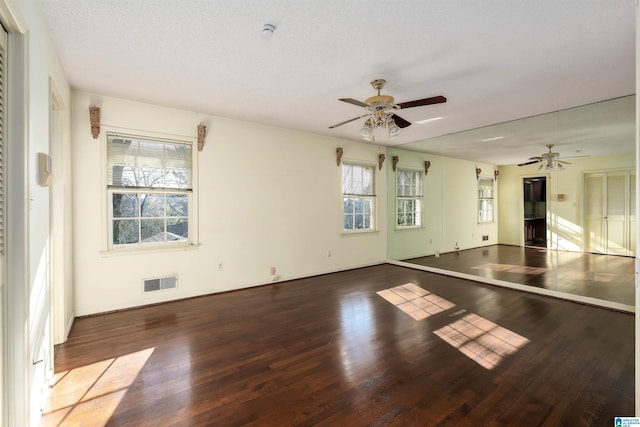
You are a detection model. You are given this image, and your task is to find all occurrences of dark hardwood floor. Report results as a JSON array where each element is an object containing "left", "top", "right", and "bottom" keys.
[
  {"left": 43, "top": 264, "right": 634, "bottom": 426},
  {"left": 404, "top": 245, "right": 635, "bottom": 306}
]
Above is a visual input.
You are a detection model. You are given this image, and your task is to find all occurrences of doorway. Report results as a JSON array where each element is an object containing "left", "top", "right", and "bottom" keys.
[{"left": 523, "top": 177, "right": 547, "bottom": 247}]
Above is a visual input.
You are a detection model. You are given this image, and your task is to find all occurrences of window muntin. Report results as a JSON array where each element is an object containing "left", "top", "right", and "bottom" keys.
[
  {"left": 397, "top": 169, "right": 423, "bottom": 228},
  {"left": 342, "top": 163, "right": 375, "bottom": 231},
  {"left": 107, "top": 133, "right": 193, "bottom": 247},
  {"left": 478, "top": 177, "right": 494, "bottom": 223}
]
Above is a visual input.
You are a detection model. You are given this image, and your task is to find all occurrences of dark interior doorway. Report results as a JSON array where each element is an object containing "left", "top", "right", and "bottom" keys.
[{"left": 523, "top": 177, "right": 547, "bottom": 247}]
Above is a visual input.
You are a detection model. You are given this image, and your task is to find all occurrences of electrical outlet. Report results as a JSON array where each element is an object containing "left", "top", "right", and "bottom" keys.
[
  {"left": 218, "top": 262, "right": 223, "bottom": 271},
  {"left": 328, "top": 250, "right": 331, "bottom": 258},
  {"left": 270, "top": 267, "right": 276, "bottom": 275}
]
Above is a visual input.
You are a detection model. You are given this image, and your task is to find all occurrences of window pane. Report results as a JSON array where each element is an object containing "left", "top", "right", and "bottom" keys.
[
  {"left": 364, "top": 199, "right": 372, "bottom": 214},
  {"left": 141, "top": 193, "right": 165, "bottom": 217},
  {"left": 406, "top": 213, "right": 414, "bottom": 225},
  {"left": 107, "top": 133, "right": 192, "bottom": 190},
  {"left": 113, "top": 219, "right": 139, "bottom": 244},
  {"left": 354, "top": 199, "right": 363, "bottom": 214},
  {"left": 139, "top": 167, "right": 165, "bottom": 188},
  {"left": 344, "top": 214, "right": 353, "bottom": 230},
  {"left": 362, "top": 168, "right": 373, "bottom": 195},
  {"left": 141, "top": 218, "right": 164, "bottom": 241},
  {"left": 113, "top": 193, "right": 138, "bottom": 218},
  {"left": 343, "top": 163, "right": 374, "bottom": 196},
  {"left": 167, "top": 194, "right": 188, "bottom": 216},
  {"left": 167, "top": 217, "right": 188, "bottom": 239},
  {"left": 355, "top": 214, "right": 364, "bottom": 229},
  {"left": 344, "top": 198, "right": 353, "bottom": 214}
]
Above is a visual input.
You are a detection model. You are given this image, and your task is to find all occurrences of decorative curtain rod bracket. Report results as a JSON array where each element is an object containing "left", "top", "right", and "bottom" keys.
[
  {"left": 89, "top": 105, "right": 100, "bottom": 139},
  {"left": 197, "top": 124, "right": 207, "bottom": 152},
  {"left": 392, "top": 156, "right": 399, "bottom": 172},
  {"left": 476, "top": 167, "right": 482, "bottom": 180},
  {"left": 494, "top": 170, "right": 499, "bottom": 181},
  {"left": 424, "top": 160, "right": 431, "bottom": 175},
  {"left": 336, "top": 147, "right": 343, "bottom": 166},
  {"left": 378, "top": 153, "right": 385, "bottom": 171}
]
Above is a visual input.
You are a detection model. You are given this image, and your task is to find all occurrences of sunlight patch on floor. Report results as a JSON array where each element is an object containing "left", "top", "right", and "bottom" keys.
[
  {"left": 40, "top": 347, "right": 154, "bottom": 426},
  {"left": 471, "top": 263, "right": 548, "bottom": 275},
  {"left": 434, "top": 313, "right": 529, "bottom": 370},
  {"left": 377, "top": 283, "right": 454, "bottom": 320}
]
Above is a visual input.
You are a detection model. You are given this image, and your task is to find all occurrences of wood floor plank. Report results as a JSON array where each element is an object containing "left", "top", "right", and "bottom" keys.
[{"left": 42, "top": 264, "right": 634, "bottom": 426}]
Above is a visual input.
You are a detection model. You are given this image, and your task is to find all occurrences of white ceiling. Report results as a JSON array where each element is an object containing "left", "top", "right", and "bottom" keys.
[{"left": 40, "top": 1, "right": 636, "bottom": 165}]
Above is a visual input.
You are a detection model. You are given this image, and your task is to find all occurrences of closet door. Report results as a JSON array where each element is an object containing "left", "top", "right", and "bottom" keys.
[
  {"left": 604, "top": 173, "right": 627, "bottom": 255},
  {"left": 584, "top": 171, "right": 635, "bottom": 256},
  {"left": 584, "top": 173, "right": 605, "bottom": 253}
]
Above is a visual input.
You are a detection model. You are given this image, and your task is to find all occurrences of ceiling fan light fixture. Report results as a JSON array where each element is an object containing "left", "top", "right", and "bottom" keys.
[
  {"left": 388, "top": 120, "right": 400, "bottom": 139},
  {"left": 360, "top": 119, "right": 373, "bottom": 141},
  {"left": 330, "top": 78, "right": 447, "bottom": 139}
]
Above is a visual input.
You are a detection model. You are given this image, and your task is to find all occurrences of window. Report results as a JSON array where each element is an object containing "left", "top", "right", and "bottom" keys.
[
  {"left": 396, "top": 169, "right": 423, "bottom": 228},
  {"left": 107, "top": 133, "right": 193, "bottom": 247},
  {"left": 342, "top": 163, "right": 375, "bottom": 231},
  {"left": 478, "top": 177, "right": 494, "bottom": 223}
]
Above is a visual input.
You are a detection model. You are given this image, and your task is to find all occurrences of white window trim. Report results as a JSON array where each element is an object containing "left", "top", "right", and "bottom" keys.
[
  {"left": 395, "top": 167, "right": 425, "bottom": 231},
  {"left": 478, "top": 176, "right": 495, "bottom": 224},
  {"left": 101, "top": 126, "right": 199, "bottom": 253},
  {"left": 340, "top": 160, "right": 378, "bottom": 235}
]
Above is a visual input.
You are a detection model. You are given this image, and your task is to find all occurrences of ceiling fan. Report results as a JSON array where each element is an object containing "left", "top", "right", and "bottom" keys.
[
  {"left": 328, "top": 79, "right": 446, "bottom": 141},
  {"left": 517, "top": 144, "right": 571, "bottom": 170}
]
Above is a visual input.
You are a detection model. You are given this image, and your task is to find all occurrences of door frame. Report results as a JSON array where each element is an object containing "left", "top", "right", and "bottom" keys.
[{"left": 520, "top": 174, "right": 550, "bottom": 248}]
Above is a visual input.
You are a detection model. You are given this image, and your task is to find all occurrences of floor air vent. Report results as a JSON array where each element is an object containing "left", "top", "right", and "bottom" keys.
[{"left": 144, "top": 275, "right": 177, "bottom": 293}]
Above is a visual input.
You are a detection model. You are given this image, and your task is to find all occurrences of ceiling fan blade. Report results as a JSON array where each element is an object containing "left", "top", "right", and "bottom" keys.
[
  {"left": 391, "top": 114, "right": 411, "bottom": 129},
  {"left": 339, "top": 98, "right": 369, "bottom": 107},
  {"left": 396, "top": 95, "right": 447, "bottom": 109},
  {"left": 517, "top": 160, "right": 540, "bottom": 167},
  {"left": 328, "top": 114, "right": 369, "bottom": 129},
  {"left": 557, "top": 160, "right": 571, "bottom": 164}
]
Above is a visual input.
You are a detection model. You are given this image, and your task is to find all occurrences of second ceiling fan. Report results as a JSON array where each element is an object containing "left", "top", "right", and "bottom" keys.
[
  {"left": 517, "top": 144, "right": 571, "bottom": 170},
  {"left": 329, "top": 79, "right": 447, "bottom": 141}
]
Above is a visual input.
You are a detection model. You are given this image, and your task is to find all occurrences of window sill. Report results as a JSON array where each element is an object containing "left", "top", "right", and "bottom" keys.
[
  {"left": 395, "top": 225, "right": 425, "bottom": 232},
  {"left": 100, "top": 242, "right": 201, "bottom": 257},
  {"left": 341, "top": 229, "right": 380, "bottom": 236}
]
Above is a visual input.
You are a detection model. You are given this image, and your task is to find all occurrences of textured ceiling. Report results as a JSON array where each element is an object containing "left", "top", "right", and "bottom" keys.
[{"left": 40, "top": 0, "right": 636, "bottom": 165}]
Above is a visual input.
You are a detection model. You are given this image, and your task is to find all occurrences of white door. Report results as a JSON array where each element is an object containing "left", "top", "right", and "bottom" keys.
[
  {"left": 605, "top": 173, "right": 628, "bottom": 255},
  {"left": 584, "top": 173, "right": 605, "bottom": 253},
  {"left": 584, "top": 170, "right": 635, "bottom": 256}
]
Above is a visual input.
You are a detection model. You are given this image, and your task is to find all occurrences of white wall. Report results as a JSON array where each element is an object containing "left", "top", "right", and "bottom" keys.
[
  {"left": 498, "top": 153, "right": 635, "bottom": 248},
  {"left": 1, "top": 0, "right": 72, "bottom": 425},
  {"left": 72, "top": 92, "right": 387, "bottom": 316},
  {"left": 386, "top": 147, "right": 498, "bottom": 260}
]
